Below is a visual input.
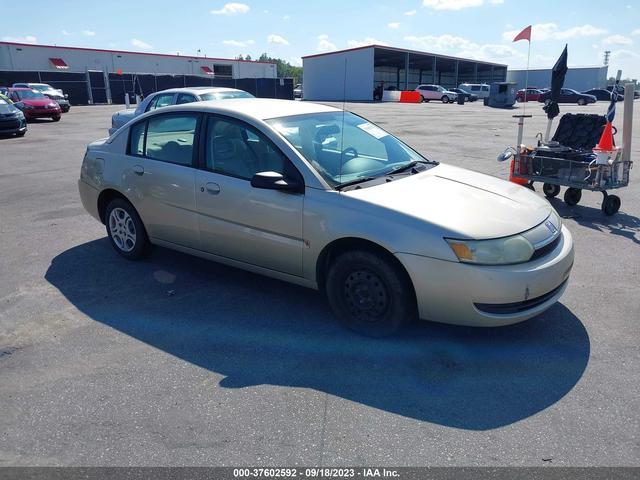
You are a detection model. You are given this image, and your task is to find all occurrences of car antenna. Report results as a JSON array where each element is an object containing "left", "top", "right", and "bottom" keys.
[{"left": 338, "top": 58, "right": 347, "bottom": 185}]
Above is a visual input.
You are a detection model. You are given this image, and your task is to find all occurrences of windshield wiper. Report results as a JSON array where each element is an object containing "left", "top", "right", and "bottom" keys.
[
  {"left": 387, "top": 159, "right": 436, "bottom": 175},
  {"left": 335, "top": 176, "right": 377, "bottom": 190}
]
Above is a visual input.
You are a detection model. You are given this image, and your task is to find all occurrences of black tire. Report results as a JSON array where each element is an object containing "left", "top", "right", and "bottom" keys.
[
  {"left": 104, "top": 198, "right": 149, "bottom": 260},
  {"left": 15, "top": 131, "right": 26, "bottom": 137},
  {"left": 326, "top": 250, "right": 416, "bottom": 337},
  {"left": 441, "top": 95, "right": 449, "bottom": 104},
  {"left": 420, "top": 95, "right": 426, "bottom": 103},
  {"left": 564, "top": 187, "right": 582, "bottom": 206},
  {"left": 543, "top": 183, "right": 561, "bottom": 198},
  {"left": 577, "top": 98, "right": 586, "bottom": 106},
  {"left": 52, "top": 116, "right": 61, "bottom": 122},
  {"left": 601, "top": 195, "right": 621, "bottom": 216}
]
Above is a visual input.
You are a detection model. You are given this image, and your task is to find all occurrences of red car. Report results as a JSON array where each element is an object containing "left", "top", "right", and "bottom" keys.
[
  {"left": 7, "top": 88, "right": 62, "bottom": 121},
  {"left": 516, "top": 88, "right": 543, "bottom": 102}
]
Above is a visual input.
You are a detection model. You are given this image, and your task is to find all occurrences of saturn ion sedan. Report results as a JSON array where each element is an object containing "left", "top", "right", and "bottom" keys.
[{"left": 79, "top": 99, "right": 574, "bottom": 336}]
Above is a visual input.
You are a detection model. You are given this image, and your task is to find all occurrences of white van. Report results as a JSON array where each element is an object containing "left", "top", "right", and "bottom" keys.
[{"left": 458, "top": 83, "right": 490, "bottom": 99}]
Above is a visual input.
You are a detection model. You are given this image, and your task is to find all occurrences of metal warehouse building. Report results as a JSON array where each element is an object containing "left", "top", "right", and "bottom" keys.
[
  {"left": 507, "top": 66, "right": 608, "bottom": 92},
  {"left": 302, "top": 45, "right": 507, "bottom": 101},
  {"left": 0, "top": 42, "right": 290, "bottom": 105}
]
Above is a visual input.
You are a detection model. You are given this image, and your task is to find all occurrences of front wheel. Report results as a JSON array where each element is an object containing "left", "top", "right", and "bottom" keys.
[
  {"left": 105, "top": 198, "right": 149, "bottom": 260},
  {"left": 601, "top": 195, "right": 621, "bottom": 216},
  {"left": 52, "top": 116, "right": 61, "bottom": 122},
  {"left": 564, "top": 187, "right": 582, "bottom": 206},
  {"left": 543, "top": 183, "right": 561, "bottom": 198},
  {"left": 441, "top": 95, "right": 449, "bottom": 104},
  {"left": 420, "top": 95, "right": 426, "bottom": 103},
  {"left": 325, "top": 250, "right": 416, "bottom": 337},
  {"left": 577, "top": 99, "right": 586, "bottom": 106}
]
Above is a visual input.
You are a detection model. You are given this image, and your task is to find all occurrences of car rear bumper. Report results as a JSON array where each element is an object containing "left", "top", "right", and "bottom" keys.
[
  {"left": 78, "top": 179, "right": 101, "bottom": 223},
  {"left": 396, "top": 225, "right": 574, "bottom": 327}
]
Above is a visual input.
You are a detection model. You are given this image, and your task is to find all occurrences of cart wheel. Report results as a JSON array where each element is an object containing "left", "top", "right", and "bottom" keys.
[
  {"left": 564, "top": 187, "right": 582, "bottom": 206},
  {"left": 601, "top": 195, "right": 621, "bottom": 216},
  {"left": 543, "top": 183, "right": 561, "bottom": 198}
]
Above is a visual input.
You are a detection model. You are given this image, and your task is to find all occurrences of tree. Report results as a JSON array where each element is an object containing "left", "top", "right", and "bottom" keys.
[{"left": 257, "top": 53, "right": 303, "bottom": 81}]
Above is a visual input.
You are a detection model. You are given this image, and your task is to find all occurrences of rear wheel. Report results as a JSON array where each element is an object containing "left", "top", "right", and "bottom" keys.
[
  {"left": 543, "top": 183, "right": 561, "bottom": 198},
  {"left": 564, "top": 187, "right": 582, "bottom": 206},
  {"left": 105, "top": 198, "right": 149, "bottom": 260},
  {"left": 420, "top": 95, "right": 426, "bottom": 103},
  {"left": 326, "top": 250, "right": 416, "bottom": 337},
  {"left": 441, "top": 95, "right": 449, "bottom": 104},
  {"left": 577, "top": 98, "right": 586, "bottom": 106},
  {"left": 601, "top": 194, "right": 621, "bottom": 216}
]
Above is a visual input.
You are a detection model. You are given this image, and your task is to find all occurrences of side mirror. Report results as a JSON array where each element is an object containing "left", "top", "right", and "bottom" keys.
[{"left": 251, "top": 171, "right": 301, "bottom": 193}]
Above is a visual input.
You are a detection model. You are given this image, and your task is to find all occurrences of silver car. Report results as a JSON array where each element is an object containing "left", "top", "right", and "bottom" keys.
[
  {"left": 108, "top": 87, "right": 254, "bottom": 135},
  {"left": 79, "top": 99, "right": 574, "bottom": 336}
]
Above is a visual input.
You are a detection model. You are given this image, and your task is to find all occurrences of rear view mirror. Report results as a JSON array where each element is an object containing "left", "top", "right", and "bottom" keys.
[{"left": 251, "top": 171, "right": 302, "bottom": 193}]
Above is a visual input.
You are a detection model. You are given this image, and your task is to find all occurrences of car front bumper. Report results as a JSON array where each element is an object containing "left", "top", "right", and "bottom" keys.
[
  {"left": 23, "top": 109, "right": 61, "bottom": 119},
  {"left": 0, "top": 117, "right": 27, "bottom": 134},
  {"left": 396, "top": 225, "right": 574, "bottom": 327}
]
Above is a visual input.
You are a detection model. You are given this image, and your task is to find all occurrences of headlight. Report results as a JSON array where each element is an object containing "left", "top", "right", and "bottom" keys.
[
  {"left": 21, "top": 103, "right": 34, "bottom": 109},
  {"left": 446, "top": 234, "right": 535, "bottom": 265}
]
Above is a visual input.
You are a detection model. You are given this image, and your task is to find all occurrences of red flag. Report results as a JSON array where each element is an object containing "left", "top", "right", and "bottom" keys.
[{"left": 513, "top": 25, "right": 532, "bottom": 42}]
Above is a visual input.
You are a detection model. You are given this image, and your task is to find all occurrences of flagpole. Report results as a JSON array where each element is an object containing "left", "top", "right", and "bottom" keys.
[{"left": 523, "top": 39, "right": 531, "bottom": 116}]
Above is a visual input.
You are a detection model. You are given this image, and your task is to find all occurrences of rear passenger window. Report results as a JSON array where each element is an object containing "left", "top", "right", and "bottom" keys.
[
  {"left": 176, "top": 93, "right": 197, "bottom": 105},
  {"left": 129, "top": 122, "right": 145, "bottom": 156},
  {"left": 145, "top": 115, "right": 198, "bottom": 166}
]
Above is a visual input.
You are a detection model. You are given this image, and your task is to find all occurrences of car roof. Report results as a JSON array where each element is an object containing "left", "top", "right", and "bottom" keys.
[
  {"left": 153, "top": 86, "right": 247, "bottom": 95},
  {"left": 152, "top": 98, "right": 340, "bottom": 121}
]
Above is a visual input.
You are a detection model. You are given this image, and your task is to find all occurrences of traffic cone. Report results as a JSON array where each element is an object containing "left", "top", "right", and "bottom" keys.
[
  {"left": 509, "top": 158, "right": 528, "bottom": 185},
  {"left": 595, "top": 122, "right": 614, "bottom": 151}
]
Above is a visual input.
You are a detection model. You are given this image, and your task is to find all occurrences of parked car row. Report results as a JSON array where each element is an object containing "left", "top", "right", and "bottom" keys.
[
  {"left": 516, "top": 85, "right": 639, "bottom": 105},
  {"left": 414, "top": 84, "right": 487, "bottom": 104}
]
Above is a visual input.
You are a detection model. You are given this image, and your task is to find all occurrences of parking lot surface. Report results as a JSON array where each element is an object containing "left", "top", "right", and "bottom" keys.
[{"left": 0, "top": 101, "right": 638, "bottom": 466}]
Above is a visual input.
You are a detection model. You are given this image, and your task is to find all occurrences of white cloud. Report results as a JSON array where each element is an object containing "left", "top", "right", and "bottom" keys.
[
  {"left": 603, "top": 35, "right": 633, "bottom": 46},
  {"left": 422, "top": 0, "right": 483, "bottom": 10},
  {"left": 267, "top": 34, "right": 289, "bottom": 46},
  {"left": 489, "top": 0, "right": 504, "bottom": 4},
  {"left": 404, "top": 9, "right": 417, "bottom": 15},
  {"left": 1, "top": 35, "right": 37, "bottom": 44},
  {"left": 347, "top": 38, "right": 387, "bottom": 48},
  {"left": 632, "top": 29, "right": 640, "bottom": 36},
  {"left": 62, "top": 29, "right": 71, "bottom": 36},
  {"left": 283, "top": 15, "right": 290, "bottom": 20},
  {"left": 317, "top": 34, "right": 337, "bottom": 52},
  {"left": 502, "top": 23, "right": 607, "bottom": 42},
  {"left": 223, "top": 40, "right": 248, "bottom": 47},
  {"left": 388, "top": 22, "right": 400, "bottom": 29},
  {"left": 609, "top": 49, "right": 640, "bottom": 79},
  {"left": 131, "top": 38, "right": 153, "bottom": 50},
  {"left": 210, "top": 3, "right": 250, "bottom": 15},
  {"left": 82, "top": 30, "right": 96, "bottom": 37},
  {"left": 289, "top": 57, "right": 302, "bottom": 67},
  {"left": 404, "top": 34, "right": 523, "bottom": 63}
]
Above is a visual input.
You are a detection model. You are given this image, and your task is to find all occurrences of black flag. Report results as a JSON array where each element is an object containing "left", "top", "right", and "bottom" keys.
[{"left": 543, "top": 45, "right": 568, "bottom": 120}]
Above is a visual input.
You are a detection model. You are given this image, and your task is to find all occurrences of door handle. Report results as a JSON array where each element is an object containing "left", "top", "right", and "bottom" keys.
[
  {"left": 133, "top": 165, "right": 144, "bottom": 176},
  {"left": 204, "top": 182, "right": 221, "bottom": 195}
]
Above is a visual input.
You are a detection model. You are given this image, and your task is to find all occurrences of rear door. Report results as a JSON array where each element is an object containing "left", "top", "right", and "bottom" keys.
[
  {"left": 124, "top": 112, "right": 200, "bottom": 249},
  {"left": 194, "top": 114, "right": 304, "bottom": 276}
]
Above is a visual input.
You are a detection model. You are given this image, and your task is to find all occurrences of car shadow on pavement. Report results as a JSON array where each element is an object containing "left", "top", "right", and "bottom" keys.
[
  {"left": 549, "top": 197, "right": 640, "bottom": 244},
  {"left": 45, "top": 238, "right": 590, "bottom": 431}
]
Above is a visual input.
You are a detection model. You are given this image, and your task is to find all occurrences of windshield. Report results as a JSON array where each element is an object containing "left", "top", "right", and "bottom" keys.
[
  {"left": 15, "top": 90, "right": 46, "bottom": 100},
  {"left": 200, "top": 91, "right": 254, "bottom": 101},
  {"left": 267, "top": 111, "right": 432, "bottom": 187},
  {"left": 30, "top": 84, "right": 51, "bottom": 92}
]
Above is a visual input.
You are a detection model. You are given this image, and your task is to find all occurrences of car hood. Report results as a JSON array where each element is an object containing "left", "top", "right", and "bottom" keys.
[
  {"left": 343, "top": 164, "right": 552, "bottom": 240},
  {"left": 20, "top": 98, "right": 59, "bottom": 107}
]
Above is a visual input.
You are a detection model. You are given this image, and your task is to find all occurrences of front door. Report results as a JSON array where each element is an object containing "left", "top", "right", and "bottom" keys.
[{"left": 195, "top": 115, "right": 304, "bottom": 276}]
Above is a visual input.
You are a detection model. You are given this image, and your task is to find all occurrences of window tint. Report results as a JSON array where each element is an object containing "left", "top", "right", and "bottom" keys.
[
  {"left": 147, "top": 93, "right": 174, "bottom": 111},
  {"left": 144, "top": 114, "right": 198, "bottom": 166},
  {"left": 206, "top": 117, "right": 292, "bottom": 181},
  {"left": 176, "top": 93, "right": 197, "bottom": 105},
  {"left": 129, "top": 122, "right": 145, "bottom": 156}
]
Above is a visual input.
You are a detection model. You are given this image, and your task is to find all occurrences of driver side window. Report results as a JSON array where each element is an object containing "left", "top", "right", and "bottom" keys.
[{"left": 205, "top": 116, "right": 298, "bottom": 182}]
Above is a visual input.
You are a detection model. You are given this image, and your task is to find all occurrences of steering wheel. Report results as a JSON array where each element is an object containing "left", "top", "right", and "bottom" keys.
[{"left": 342, "top": 147, "right": 358, "bottom": 159}]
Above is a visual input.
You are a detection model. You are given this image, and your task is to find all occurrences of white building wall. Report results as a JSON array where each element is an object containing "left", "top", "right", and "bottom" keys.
[
  {"left": 303, "top": 48, "right": 374, "bottom": 101},
  {"left": 0, "top": 42, "right": 276, "bottom": 79},
  {"left": 507, "top": 66, "right": 608, "bottom": 91}
]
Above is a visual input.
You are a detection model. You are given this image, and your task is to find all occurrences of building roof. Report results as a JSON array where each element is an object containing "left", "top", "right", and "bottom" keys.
[
  {"left": 508, "top": 65, "right": 607, "bottom": 72},
  {"left": 0, "top": 41, "right": 275, "bottom": 65},
  {"left": 302, "top": 44, "right": 507, "bottom": 67}
]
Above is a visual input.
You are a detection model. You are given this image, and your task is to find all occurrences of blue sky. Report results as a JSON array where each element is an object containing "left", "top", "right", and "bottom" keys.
[{"left": 3, "top": 0, "right": 639, "bottom": 78}]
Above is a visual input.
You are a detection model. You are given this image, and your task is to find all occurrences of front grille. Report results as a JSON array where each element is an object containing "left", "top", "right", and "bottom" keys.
[
  {"left": 0, "top": 119, "right": 21, "bottom": 129},
  {"left": 474, "top": 280, "right": 567, "bottom": 315},
  {"left": 530, "top": 234, "right": 561, "bottom": 261}
]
